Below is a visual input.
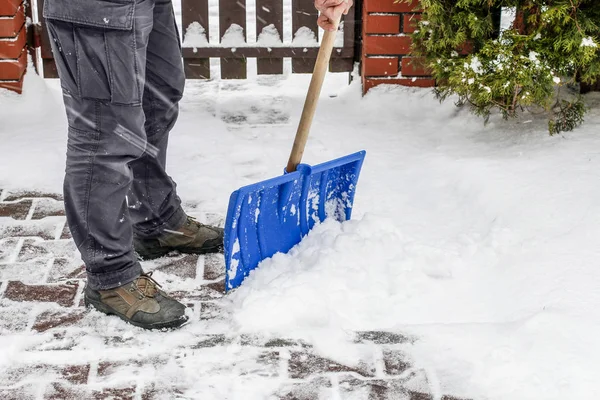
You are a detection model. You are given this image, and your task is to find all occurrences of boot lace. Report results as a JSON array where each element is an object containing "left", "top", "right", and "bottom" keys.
[{"left": 135, "top": 272, "right": 162, "bottom": 297}]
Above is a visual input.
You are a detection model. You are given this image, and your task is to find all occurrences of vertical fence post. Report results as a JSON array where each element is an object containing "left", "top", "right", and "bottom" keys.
[
  {"left": 219, "top": 0, "right": 247, "bottom": 78},
  {"left": 292, "top": 0, "right": 319, "bottom": 73},
  {"left": 182, "top": 0, "right": 211, "bottom": 79},
  {"left": 256, "top": 0, "right": 284, "bottom": 74}
]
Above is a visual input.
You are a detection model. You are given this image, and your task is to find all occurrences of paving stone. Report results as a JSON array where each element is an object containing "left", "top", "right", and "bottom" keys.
[
  {"left": 4, "top": 281, "right": 79, "bottom": 307},
  {"left": 17, "top": 238, "right": 76, "bottom": 262},
  {"left": 141, "top": 384, "right": 186, "bottom": 400},
  {"left": 3, "top": 191, "right": 63, "bottom": 202},
  {"left": 264, "top": 338, "right": 312, "bottom": 348},
  {"left": 60, "top": 223, "right": 72, "bottom": 239},
  {"left": 205, "top": 279, "right": 225, "bottom": 294},
  {"left": 0, "top": 364, "right": 90, "bottom": 387},
  {"left": 383, "top": 349, "right": 412, "bottom": 376},
  {"left": 33, "top": 309, "right": 86, "bottom": 332},
  {"left": 0, "top": 220, "right": 60, "bottom": 240},
  {"left": 32, "top": 199, "right": 65, "bottom": 220},
  {"left": 204, "top": 253, "right": 225, "bottom": 280},
  {"left": 338, "top": 375, "right": 433, "bottom": 400},
  {"left": 44, "top": 382, "right": 88, "bottom": 400},
  {"left": 0, "top": 306, "right": 31, "bottom": 332},
  {"left": 0, "top": 199, "right": 32, "bottom": 219},
  {"left": 288, "top": 351, "right": 376, "bottom": 379},
  {"left": 0, "top": 388, "right": 37, "bottom": 400},
  {"left": 274, "top": 376, "right": 333, "bottom": 400},
  {"left": 200, "top": 301, "right": 225, "bottom": 320},
  {"left": 97, "top": 357, "right": 169, "bottom": 379},
  {"left": 355, "top": 331, "right": 414, "bottom": 345},
  {"left": 33, "top": 330, "right": 85, "bottom": 352},
  {"left": 154, "top": 253, "right": 198, "bottom": 279},
  {"left": 92, "top": 387, "right": 136, "bottom": 400},
  {"left": 17, "top": 238, "right": 51, "bottom": 261},
  {"left": 235, "top": 350, "right": 280, "bottom": 378},
  {"left": 171, "top": 285, "right": 223, "bottom": 301},
  {"left": 0, "top": 260, "right": 50, "bottom": 283},
  {"left": 0, "top": 237, "right": 19, "bottom": 262},
  {"left": 47, "top": 258, "right": 86, "bottom": 283},
  {"left": 190, "top": 334, "right": 230, "bottom": 348}
]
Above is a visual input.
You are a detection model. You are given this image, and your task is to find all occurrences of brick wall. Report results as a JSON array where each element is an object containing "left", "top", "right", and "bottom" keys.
[
  {"left": 0, "top": 0, "right": 27, "bottom": 94},
  {"left": 361, "top": 0, "right": 434, "bottom": 93}
]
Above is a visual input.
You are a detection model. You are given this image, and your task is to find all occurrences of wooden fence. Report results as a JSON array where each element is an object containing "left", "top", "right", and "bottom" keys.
[{"left": 37, "top": 0, "right": 357, "bottom": 79}]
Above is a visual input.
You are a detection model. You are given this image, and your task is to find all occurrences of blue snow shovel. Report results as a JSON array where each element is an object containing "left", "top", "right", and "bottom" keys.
[{"left": 223, "top": 20, "right": 366, "bottom": 291}]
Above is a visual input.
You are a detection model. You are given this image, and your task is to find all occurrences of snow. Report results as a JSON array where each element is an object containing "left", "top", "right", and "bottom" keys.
[
  {"left": 581, "top": 37, "right": 597, "bottom": 48},
  {"left": 182, "top": 21, "right": 209, "bottom": 48},
  {"left": 220, "top": 23, "right": 246, "bottom": 47},
  {"left": 256, "top": 24, "right": 283, "bottom": 47},
  {"left": 3, "top": 58, "right": 600, "bottom": 399},
  {"left": 292, "top": 26, "right": 319, "bottom": 47}
]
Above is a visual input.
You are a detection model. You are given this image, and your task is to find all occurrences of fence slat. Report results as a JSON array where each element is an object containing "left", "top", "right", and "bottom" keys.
[
  {"left": 327, "top": 5, "right": 355, "bottom": 72},
  {"left": 292, "top": 0, "right": 318, "bottom": 73},
  {"left": 256, "top": 0, "right": 283, "bottom": 74},
  {"left": 37, "top": 0, "right": 58, "bottom": 78},
  {"left": 219, "top": 0, "right": 247, "bottom": 78},
  {"left": 182, "top": 0, "right": 210, "bottom": 79}
]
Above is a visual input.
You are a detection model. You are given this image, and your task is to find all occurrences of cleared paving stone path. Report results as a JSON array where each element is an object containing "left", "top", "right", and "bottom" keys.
[{"left": 0, "top": 189, "right": 471, "bottom": 400}]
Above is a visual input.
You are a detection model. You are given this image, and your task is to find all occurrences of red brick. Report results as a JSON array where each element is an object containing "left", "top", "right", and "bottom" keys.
[
  {"left": 0, "top": 25, "right": 26, "bottom": 58},
  {"left": 93, "top": 387, "right": 136, "bottom": 400},
  {"left": 0, "top": 198, "right": 32, "bottom": 219},
  {"left": 363, "top": 77, "right": 435, "bottom": 92},
  {"left": 401, "top": 57, "right": 431, "bottom": 76},
  {"left": 0, "top": 73, "right": 23, "bottom": 94},
  {"left": 403, "top": 13, "right": 422, "bottom": 33},
  {"left": 364, "top": 35, "right": 412, "bottom": 55},
  {"left": 33, "top": 310, "right": 85, "bottom": 332},
  {"left": 4, "top": 281, "right": 79, "bottom": 307},
  {"left": 458, "top": 41, "right": 474, "bottom": 55},
  {"left": 0, "top": 0, "right": 22, "bottom": 17},
  {"left": 364, "top": 0, "right": 422, "bottom": 13},
  {"left": 288, "top": 351, "right": 376, "bottom": 379},
  {"left": 0, "top": 46, "right": 26, "bottom": 80},
  {"left": 363, "top": 56, "right": 399, "bottom": 76},
  {"left": 0, "top": 5, "right": 24, "bottom": 38},
  {"left": 365, "top": 14, "right": 400, "bottom": 34}
]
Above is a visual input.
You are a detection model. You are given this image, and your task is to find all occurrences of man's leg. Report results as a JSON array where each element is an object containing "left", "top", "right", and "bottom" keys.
[
  {"left": 128, "top": 0, "right": 224, "bottom": 259},
  {"left": 127, "top": 0, "right": 186, "bottom": 238},
  {"left": 45, "top": 0, "right": 187, "bottom": 329}
]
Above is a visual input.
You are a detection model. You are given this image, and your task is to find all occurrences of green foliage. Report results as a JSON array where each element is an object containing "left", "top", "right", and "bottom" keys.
[{"left": 401, "top": 0, "right": 600, "bottom": 134}]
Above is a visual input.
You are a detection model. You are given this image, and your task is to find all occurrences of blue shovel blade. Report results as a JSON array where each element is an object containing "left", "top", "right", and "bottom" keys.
[{"left": 223, "top": 150, "right": 366, "bottom": 291}]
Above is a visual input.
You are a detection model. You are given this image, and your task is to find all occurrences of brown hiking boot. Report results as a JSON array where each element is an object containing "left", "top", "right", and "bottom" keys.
[
  {"left": 134, "top": 216, "right": 224, "bottom": 260},
  {"left": 84, "top": 272, "right": 188, "bottom": 330}
]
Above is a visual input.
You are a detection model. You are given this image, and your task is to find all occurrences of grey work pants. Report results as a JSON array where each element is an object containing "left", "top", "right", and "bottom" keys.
[{"left": 43, "top": 0, "right": 187, "bottom": 290}]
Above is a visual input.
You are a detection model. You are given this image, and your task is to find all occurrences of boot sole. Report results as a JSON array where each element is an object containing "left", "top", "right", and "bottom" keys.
[
  {"left": 84, "top": 295, "right": 189, "bottom": 330},
  {"left": 136, "top": 243, "right": 224, "bottom": 261}
]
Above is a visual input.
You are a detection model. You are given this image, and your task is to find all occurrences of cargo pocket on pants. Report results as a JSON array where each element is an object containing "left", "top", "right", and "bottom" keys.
[{"left": 43, "top": 0, "right": 141, "bottom": 105}]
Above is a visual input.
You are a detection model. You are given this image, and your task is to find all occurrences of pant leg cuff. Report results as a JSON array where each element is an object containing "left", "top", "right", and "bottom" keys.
[
  {"left": 134, "top": 206, "right": 187, "bottom": 238},
  {"left": 85, "top": 261, "right": 143, "bottom": 290}
]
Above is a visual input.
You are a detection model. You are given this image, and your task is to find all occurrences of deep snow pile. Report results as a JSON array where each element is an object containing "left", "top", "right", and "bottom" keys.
[{"left": 2, "top": 67, "right": 600, "bottom": 399}]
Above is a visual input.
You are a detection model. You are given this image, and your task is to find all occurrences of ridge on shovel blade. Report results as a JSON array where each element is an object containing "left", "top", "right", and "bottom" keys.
[{"left": 224, "top": 150, "right": 366, "bottom": 291}]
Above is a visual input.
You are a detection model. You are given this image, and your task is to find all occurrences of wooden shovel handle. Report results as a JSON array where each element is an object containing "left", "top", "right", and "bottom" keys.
[{"left": 286, "top": 22, "right": 340, "bottom": 173}]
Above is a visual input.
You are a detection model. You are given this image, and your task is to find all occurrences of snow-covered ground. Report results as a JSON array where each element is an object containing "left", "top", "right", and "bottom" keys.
[{"left": 2, "top": 65, "right": 600, "bottom": 400}]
